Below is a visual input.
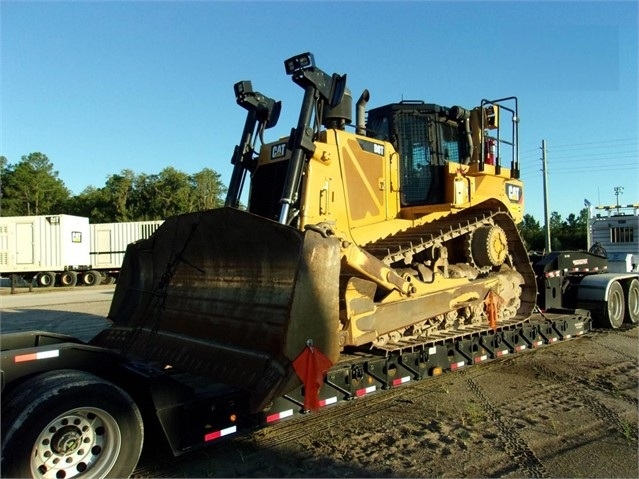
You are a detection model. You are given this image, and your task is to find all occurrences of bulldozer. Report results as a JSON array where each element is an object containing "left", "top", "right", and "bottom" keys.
[{"left": 94, "top": 52, "right": 536, "bottom": 414}]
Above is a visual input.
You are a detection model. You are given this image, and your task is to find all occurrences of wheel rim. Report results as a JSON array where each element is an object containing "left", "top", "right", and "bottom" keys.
[
  {"left": 626, "top": 280, "right": 639, "bottom": 324},
  {"left": 607, "top": 283, "right": 625, "bottom": 328},
  {"left": 39, "top": 273, "right": 54, "bottom": 287},
  {"left": 61, "top": 272, "right": 77, "bottom": 287},
  {"left": 30, "top": 407, "right": 122, "bottom": 479}
]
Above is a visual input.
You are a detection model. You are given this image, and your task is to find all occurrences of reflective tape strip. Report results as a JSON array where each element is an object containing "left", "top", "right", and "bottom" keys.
[
  {"left": 474, "top": 355, "right": 488, "bottom": 363},
  {"left": 204, "top": 425, "right": 236, "bottom": 442},
  {"left": 355, "top": 385, "right": 376, "bottom": 397},
  {"left": 533, "top": 341, "right": 543, "bottom": 347},
  {"left": 319, "top": 396, "right": 337, "bottom": 407},
  {"left": 14, "top": 350, "right": 59, "bottom": 363},
  {"left": 450, "top": 361, "right": 465, "bottom": 370},
  {"left": 392, "top": 376, "right": 410, "bottom": 386},
  {"left": 546, "top": 266, "right": 604, "bottom": 277},
  {"left": 515, "top": 345, "right": 527, "bottom": 351},
  {"left": 550, "top": 337, "right": 558, "bottom": 342},
  {"left": 496, "top": 350, "right": 509, "bottom": 356},
  {"left": 266, "top": 409, "right": 293, "bottom": 423}
]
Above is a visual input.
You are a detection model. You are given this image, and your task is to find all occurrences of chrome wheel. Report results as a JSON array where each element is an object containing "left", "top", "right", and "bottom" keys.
[{"left": 31, "top": 407, "right": 121, "bottom": 479}]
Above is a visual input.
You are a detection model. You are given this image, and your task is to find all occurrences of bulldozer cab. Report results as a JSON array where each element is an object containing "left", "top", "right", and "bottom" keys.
[
  {"left": 361, "top": 96, "right": 522, "bottom": 224},
  {"left": 365, "top": 102, "right": 471, "bottom": 207}
]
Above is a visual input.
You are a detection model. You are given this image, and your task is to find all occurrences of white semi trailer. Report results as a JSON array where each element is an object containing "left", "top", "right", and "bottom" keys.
[
  {"left": 0, "top": 214, "right": 163, "bottom": 287},
  {"left": 589, "top": 203, "right": 639, "bottom": 273}
]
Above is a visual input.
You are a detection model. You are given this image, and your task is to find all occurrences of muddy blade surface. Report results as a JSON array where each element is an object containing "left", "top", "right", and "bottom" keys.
[{"left": 94, "top": 208, "right": 341, "bottom": 412}]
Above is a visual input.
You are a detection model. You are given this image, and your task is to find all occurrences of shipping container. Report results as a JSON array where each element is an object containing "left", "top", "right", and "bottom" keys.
[{"left": 90, "top": 221, "right": 164, "bottom": 270}]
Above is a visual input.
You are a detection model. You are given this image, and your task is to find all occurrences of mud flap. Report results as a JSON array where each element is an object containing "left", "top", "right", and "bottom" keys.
[{"left": 93, "top": 208, "right": 341, "bottom": 413}]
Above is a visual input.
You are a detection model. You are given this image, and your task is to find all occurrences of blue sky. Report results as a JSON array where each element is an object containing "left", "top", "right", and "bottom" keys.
[{"left": 1, "top": 0, "right": 637, "bottom": 222}]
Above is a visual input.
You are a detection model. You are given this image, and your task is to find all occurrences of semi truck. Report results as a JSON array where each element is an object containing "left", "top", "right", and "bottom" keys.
[
  {"left": 1, "top": 52, "right": 637, "bottom": 479},
  {"left": 0, "top": 216, "right": 163, "bottom": 288}
]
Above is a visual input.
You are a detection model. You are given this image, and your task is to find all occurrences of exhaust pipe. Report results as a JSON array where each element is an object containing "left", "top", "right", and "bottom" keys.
[
  {"left": 356, "top": 89, "right": 370, "bottom": 135},
  {"left": 450, "top": 106, "right": 474, "bottom": 164}
]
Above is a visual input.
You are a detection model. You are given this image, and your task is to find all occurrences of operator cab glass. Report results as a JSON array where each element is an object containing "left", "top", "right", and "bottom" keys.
[{"left": 366, "top": 102, "right": 469, "bottom": 207}]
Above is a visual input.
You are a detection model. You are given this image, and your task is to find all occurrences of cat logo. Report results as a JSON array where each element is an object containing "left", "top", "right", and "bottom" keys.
[
  {"left": 357, "top": 139, "right": 385, "bottom": 156},
  {"left": 271, "top": 143, "right": 287, "bottom": 160},
  {"left": 506, "top": 183, "right": 523, "bottom": 203}
]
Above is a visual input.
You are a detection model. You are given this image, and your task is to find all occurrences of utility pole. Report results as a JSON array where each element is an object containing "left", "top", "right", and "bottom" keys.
[{"left": 542, "top": 139, "right": 551, "bottom": 253}]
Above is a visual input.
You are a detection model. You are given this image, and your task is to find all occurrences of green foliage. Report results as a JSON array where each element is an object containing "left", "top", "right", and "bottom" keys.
[
  {"left": 518, "top": 214, "right": 544, "bottom": 252},
  {"left": 2, "top": 153, "right": 227, "bottom": 222},
  {"left": 1, "top": 153, "right": 70, "bottom": 216},
  {"left": 518, "top": 208, "right": 589, "bottom": 253}
]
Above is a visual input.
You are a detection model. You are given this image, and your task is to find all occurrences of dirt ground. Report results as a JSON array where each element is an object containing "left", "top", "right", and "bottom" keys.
[{"left": 1, "top": 286, "right": 638, "bottom": 478}]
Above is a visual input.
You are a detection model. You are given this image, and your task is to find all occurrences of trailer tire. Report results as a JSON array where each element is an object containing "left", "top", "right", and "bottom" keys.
[
  {"left": 37, "top": 271, "right": 56, "bottom": 288},
  {"left": 1, "top": 370, "right": 143, "bottom": 479},
  {"left": 60, "top": 270, "right": 78, "bottom": 287},
  {"left": 623, "top": 278, "right": 639, "bottom": 324},
  {"left": 604, "top": 281, "right": 625, "bottom": 329},
  {"left": 82, "top": 270, "right": 102, "bottom": 287}
]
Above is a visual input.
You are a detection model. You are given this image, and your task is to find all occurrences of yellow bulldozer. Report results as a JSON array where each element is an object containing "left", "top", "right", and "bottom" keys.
[{"left": 97, "top": 52, "right": 536, "bottom": 413}]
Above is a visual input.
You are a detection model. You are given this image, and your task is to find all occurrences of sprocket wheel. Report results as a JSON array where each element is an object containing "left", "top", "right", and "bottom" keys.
[{"left": 466, "top": 224, "right": 509, "bottom": 273}]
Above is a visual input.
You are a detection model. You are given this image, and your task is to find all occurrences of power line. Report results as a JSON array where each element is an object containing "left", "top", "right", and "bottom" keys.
[
  {"left": 522, "top": 163, "right": 638, "bottom": 177},
  {"left": 545, "top": 151, "right": 637, "bottom": 161},
  {"left": 519, "top": 137, "right": 638, "bottom": 165},
  {"left": 545, "top": 137, "right": 638, "bottom": 151}
]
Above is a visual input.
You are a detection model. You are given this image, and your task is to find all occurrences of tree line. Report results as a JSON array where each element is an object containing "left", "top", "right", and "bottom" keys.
[
  {"left": 1, "top": 151, "right": 588, "bottom": 251},
  {"left": 1, "top": 152, "right": 227, "bottom": 222},
  {"left": 518, "top": 210, "right": 588, "bottom": 253}
]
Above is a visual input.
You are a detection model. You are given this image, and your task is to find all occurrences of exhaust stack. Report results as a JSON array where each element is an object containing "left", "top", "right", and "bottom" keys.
[{"left": 356, "top": 89, "right": 370, "bottom": 135}]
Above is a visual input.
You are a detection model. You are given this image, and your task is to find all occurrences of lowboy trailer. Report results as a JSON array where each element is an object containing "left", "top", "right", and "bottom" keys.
[{"left": 1, "top": 311, "right": 591, "bottom": 478}]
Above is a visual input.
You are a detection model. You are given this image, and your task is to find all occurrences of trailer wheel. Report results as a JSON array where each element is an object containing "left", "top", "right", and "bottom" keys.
[
  {"left": 82, "top": 270, "right": 102, "bottom": 287},
  {"left": 623, "top": 278, "right": 639, "bottom": 324},
  {"left": 60, "top": 271, "right": 78, "bottom": 287},
  {"left": 1, "top": 370, "right": 143, "bottom": 479},
  {"left": 37, "top": 271, "right": 56, "bottom": 288},
  {"left": 604, "top": 281, "right": 625, "bottom": 329}
]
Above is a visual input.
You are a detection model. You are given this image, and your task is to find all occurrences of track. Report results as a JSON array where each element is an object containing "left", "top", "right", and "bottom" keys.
[{"left": 358, "top": 202, "right": 538, "bottom": 353}]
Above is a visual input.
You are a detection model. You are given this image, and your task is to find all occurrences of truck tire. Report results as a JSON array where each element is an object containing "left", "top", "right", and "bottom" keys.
[
  {"left": 604, "top": 281, "right": 625, "bottom": 329},
  {"left": 1, "top": 370, "right": 143, "bottom": 479},
  {"left": 623, "top": 278, "right": 639, "bottom": 324},
  {"left": 37, "top": 271, "right": 56, "bottom": 288},
  {"left": 60, "top": 271, "right": 78, "bottom": 287},
  {"left": 82, "top": 270, "right": 102, "bottom": 287}
]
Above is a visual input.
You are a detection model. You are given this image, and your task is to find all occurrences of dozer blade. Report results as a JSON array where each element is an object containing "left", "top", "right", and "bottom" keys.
[{"left": 92, "top": 207, "right": 342, "bottom": 413}]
